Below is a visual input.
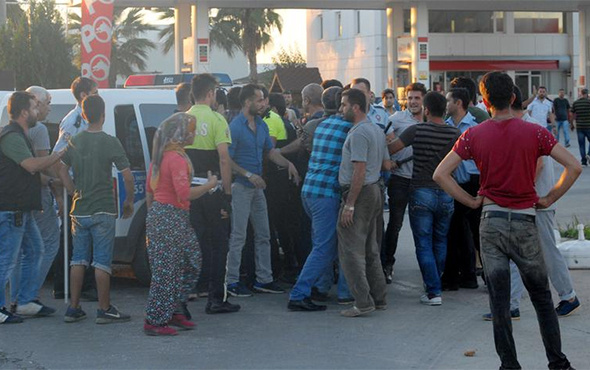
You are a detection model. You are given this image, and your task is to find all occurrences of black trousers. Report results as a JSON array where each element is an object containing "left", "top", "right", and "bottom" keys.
[
  {"left": 381, "top": 175, "right": 411, "bottom": 268},
  {"left": 443, "top": 175, "right": 481, "bottom": 285},
  {"left": 190, "top": 190, "right": 230, "bottom": 303}
]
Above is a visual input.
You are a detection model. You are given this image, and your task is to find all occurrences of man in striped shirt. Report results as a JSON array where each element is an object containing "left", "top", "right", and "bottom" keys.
[
  {"left": 388, "top": 92, "right": 460, "bottom": 306},
  {"left": 571, "top": 88, "right": 590, "bottom": 166}
]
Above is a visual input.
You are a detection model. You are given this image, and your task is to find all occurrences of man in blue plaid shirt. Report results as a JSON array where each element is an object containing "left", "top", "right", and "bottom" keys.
[{"left": 288, "top": 87, "right": 353, "bottom": 312}]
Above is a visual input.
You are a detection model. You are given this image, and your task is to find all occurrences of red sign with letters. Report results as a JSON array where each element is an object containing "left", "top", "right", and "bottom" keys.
[{"left": 80, "top": 0, "right": 114, "bottom": 88}]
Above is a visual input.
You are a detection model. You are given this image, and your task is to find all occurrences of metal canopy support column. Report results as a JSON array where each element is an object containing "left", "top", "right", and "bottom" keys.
[
  {"left": 191, "top": 1, "right": 210, "bottom": 74},
  {"left": 386, "top": 3, "right": 404, "bottom": 90},
  {"left": 175, "top": 3, "right": 191, "bottom": 73},
  {"left": 578, "top": 8, "right": 589, "bottom": 94},
  {"left": 410, "top": 3, "right": 429, "bottom": 87}
]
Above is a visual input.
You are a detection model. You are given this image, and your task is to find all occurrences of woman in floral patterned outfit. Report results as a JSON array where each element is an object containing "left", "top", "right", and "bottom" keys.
[{"left": 144, "top": 113, "right": 218, "bottom": 336}]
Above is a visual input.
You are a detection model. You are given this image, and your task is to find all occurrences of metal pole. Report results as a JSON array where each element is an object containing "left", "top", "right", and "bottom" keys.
[{"left": 63, "top": 187, "right": 69, "bottom": 305}]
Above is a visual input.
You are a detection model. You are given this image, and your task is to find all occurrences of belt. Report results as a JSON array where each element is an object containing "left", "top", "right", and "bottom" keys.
[{"left": 481, "top": 210, "right": 535, "bottom": 223}]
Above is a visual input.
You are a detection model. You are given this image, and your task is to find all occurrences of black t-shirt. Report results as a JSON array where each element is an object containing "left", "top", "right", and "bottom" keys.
[
  {"left": 399, "top": 122, "right": 460, "bottom": 188},
  {"left": 553, "top": 97, "right": 570, "bottom": 121}
]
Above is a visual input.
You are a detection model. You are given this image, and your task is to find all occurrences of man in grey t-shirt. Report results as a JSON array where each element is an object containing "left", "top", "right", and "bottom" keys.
[{"left": 337, "top": 88, "right": 390, "bottom": 318}]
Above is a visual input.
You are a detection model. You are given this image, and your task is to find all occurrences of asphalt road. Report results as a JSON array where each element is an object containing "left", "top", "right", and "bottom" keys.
[{"left": 1, "top": 135, "right": 589, "bottom": 370}]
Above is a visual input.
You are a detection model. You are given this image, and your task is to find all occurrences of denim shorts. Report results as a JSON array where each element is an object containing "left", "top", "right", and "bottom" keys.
[{"left": 71, "top": 214, "right": 116, "bottom": 274}]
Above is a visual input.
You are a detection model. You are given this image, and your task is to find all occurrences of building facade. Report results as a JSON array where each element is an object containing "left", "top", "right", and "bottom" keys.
[{"left": 307, "top": 8, "right": 579, "bottom": 100}]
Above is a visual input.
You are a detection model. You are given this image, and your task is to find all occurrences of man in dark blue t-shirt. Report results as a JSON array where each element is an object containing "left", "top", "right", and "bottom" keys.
[{"left": 553, "top": 88, "right": 571, "bottom": 147}]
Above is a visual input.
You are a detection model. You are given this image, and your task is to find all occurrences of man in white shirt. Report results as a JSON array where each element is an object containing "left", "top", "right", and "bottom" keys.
[{"left": 527, "top": 86, "right": 555, "bottom": 133}]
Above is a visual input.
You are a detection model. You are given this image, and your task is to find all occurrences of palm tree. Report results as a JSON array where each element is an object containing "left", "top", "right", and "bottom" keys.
[
  {"left": 68, "top": 7, "right": 157, "bottom": 87},
  {"left": 157, "top": 8, "right": 282, "bottom": 83}
]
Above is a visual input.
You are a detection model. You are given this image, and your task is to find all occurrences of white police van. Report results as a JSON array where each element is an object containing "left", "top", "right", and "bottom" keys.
[{"left": 0, "top": 89, "right": 177, "bottom": 285}]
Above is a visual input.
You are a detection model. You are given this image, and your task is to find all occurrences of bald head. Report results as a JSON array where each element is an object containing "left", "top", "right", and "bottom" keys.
[
  {"left": 302, "top": 83, "right": 323, "bottom": 114},
  {"left": 26, "top": 86, "right": 51, "bottom": 122}
]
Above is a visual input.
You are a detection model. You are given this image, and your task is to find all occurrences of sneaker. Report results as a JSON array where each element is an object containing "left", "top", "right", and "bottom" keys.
[
  {"left": 227, "top": 282, "right": 254, "bottom": 297},
  {"left": 64, "top": 305, "right": 87, "bottom": 323},
  {"left": 9, "top": 303, "right": 16, "bottom": 313},
  {"left": 168, "top": 314, "right": 195, "bottom": 330},
  {"left": 482, "top": 308, "right": 521, "bottom": 321},
  {"left": 253, "top": 281, "right": 285, "bottom": 294},
  {"left": 16, "top": 300, "right": 56, "bottom": 317},
  {"left": 144, "top": 320, "right": 178, "bottom": 336},
  {"left": 556, "top": 297, "right": 581, "bottom": 317},
  {"left": 0, "top": 307, "right": 23, "bottom": 324},
  {"left": 206, "top": 301, "right": 241, "bottom": 314},
  {"left": 340, "top": 305, "right": 375, "bottom": 317},
  {"left": 96, "top": 305, "right": 131, "bottom": 324},
  {"left": 338, "top": 297, "right": 355, "bottom": 305},
  {"left": 420, "top": 293, "right": 442, "bottom": 306},
  {"left": 310, "top": 287, "right": 329, "bottom": 302},
  {"left": 383, "top": 266, "right": 394, "bottom": 285}
]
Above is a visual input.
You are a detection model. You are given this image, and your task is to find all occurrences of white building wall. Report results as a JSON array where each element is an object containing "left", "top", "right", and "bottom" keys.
[{"left": 307, "top": 9, "right": 389, "bottom": 93}]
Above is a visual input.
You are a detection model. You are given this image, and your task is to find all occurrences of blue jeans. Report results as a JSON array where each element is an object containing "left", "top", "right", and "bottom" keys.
[
  {"left": 0, "top": 211, "right": 43, "bottom": 307},
  {"left": 290, "top": 197, "right": 350, "bottom": 301},
  {"left": 11, "top": 188, "right": 60, "bottom": 302},
  {"left": 555, "top": 120, "right": 570, "bottom": 145},
  {"left": 409, "top": 188, "right": 454, "bottom": 296},
  {"left": 71, "top": 214, "right": 116, "bottom": 274},
  {"left": 576, "top": 128, "right": 590, "bottom": 164}
]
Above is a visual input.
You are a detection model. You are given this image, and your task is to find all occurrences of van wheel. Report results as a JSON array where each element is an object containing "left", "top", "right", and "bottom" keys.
[{"left": 132, "top": 229, "right": 151, "bottom": 286}]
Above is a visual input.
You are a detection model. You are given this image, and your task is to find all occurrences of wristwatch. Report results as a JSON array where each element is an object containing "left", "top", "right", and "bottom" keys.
[
  {"left": 245, "top": 171, "right": 253, "bottom": 179},
  {"left": 48, "top": 178, "right": 55, "bottom": 187}
]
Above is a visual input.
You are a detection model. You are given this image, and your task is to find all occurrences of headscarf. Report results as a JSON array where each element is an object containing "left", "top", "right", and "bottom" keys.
[{"left": 149, "top": 112, "right": 196, "bottom": 191}]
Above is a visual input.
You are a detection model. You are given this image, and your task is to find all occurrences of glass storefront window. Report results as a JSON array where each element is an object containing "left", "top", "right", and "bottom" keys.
[
  {"left": 514, "top": 12, "right": 564, "bottom": 33},
  {"left": 429, "top": 11, "right": 503, "bottom": 33}
]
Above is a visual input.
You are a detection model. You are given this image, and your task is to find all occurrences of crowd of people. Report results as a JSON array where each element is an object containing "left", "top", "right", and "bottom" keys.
[{"left": 0, "top": 70, "right": 586, "bottom": 369}]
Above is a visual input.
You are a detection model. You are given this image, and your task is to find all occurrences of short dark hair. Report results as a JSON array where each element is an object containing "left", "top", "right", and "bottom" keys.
[
  {"left": 449, "top": 77, "right": 477, "bottom": 105},
  {"left": 71, "top": 77, "right": 97, "bottom": 103},
  {"left": 191, "top": 73, "right": 218, "bottom": 101},
  {"left": 448, "top": 88, "right": 470, "bottom": 111},
  {"left": 81, "top": 95, "right": 105, "bottom": 124},
  {"left": 239, "top": 84, "right": 262, "bottom": 106},
  {"left": 227, "top": 86, "right": 242, "bottom": 110},
  {"left": 342, "top": 88, "right": 367, "bottom": 113},
  {"left": 405, "top": 82, "right": 427, "bottom": 96},
  {"left": 216, "top": 89, "right": 227, "bottom": 108},
  {"left": 269, "top": 93, "right": 287, "bottom": 117},
  {"left": 8, "top": 91, "right": 35, "bottom": 120},
  {"left": 511, "top": 85, "right": 524, "bottom": 111},
  {"left": 423, "top": 92, "right": 447, "bottom": 118},
  {"left": 351, "top": 77, "right": 371, "bottom": 91},
  {"left": 381, "top": 88, "right": 395, "bottom": 99},
  {"left": 321, "top": 79, "right": 343, "bottom": 89},
  {"left": 282, "top": 90, "right": 292, "bottom": 95},
  {"left": 559, "top": 88, "right": 565, "bottom": 92},
  {"left": 175, "top": 83, "right": 191, "bottom": 106},
  {"left": 479, "top": 71, "right": 514, "bottom": 111},
  {"left": 538, "top": 86, "right": 547, "bottom": 90}
]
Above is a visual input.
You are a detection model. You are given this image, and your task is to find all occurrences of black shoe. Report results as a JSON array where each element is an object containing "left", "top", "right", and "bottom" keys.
[
  {"left": 206, "top": 301, "right": 241, "bottom": 314},
  {"left": 459, "top": 280, "right": 479, "bottom": 289},
  {"left": 288, "top": 297, "right": 327, "bottom": 312},
  {"left": 310, "top": 287, "right": 329, "bottom": 302},
  {"left": 383, "top": 266, "right": 393, "bottom": 285},
  {"left": 442, "top": 282, "right": 459, "bottom": 291}
]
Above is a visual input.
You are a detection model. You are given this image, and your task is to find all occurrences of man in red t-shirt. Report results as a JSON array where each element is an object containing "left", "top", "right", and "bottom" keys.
[{"left": 434, "top": 71, "right": 581, "bottom": 370}]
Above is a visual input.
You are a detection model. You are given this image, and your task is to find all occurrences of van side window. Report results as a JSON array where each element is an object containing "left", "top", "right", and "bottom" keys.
[
  {"left": 138, "top": 104, "right": 177, "bottom": 157},
  {"left": 114, "top": 105, "right": 145, "bottom": 171}
]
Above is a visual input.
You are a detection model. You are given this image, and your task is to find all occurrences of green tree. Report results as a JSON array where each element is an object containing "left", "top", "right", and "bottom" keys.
[
  {"left": 0, "top": 0, "right": 77, "bottom": 90},
  {"left": 69, "top": 7, "right": 157, "bottom": 87},
  {"left": 157, "top": 8, "right": 282, "bottom": 83},
  {"left": 272, "top": 47, "right": 306, "bottom": 69}
]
